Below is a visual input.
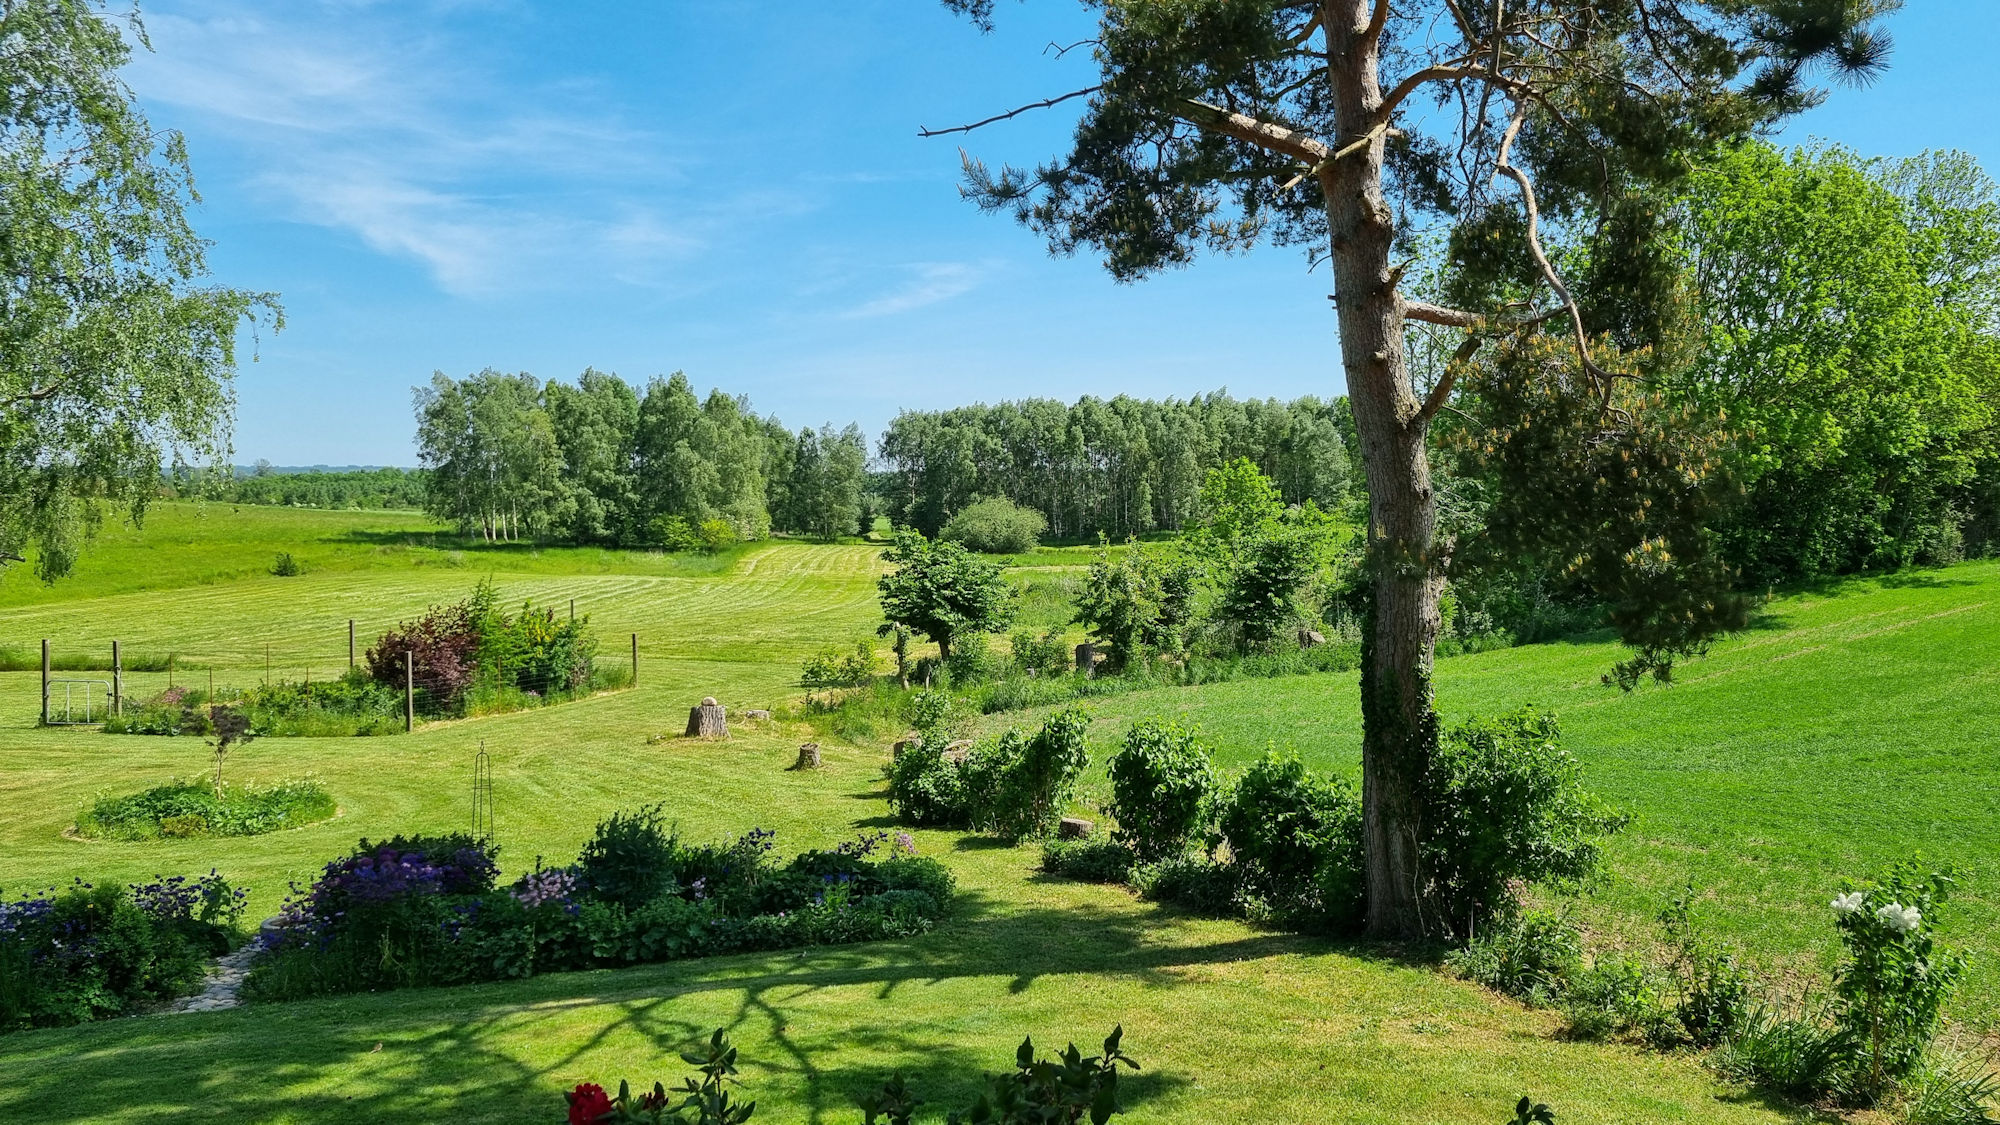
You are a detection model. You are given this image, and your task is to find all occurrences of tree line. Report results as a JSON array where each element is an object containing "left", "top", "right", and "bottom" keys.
[
  {"left": 877, "top": 393, "right": 1356, "bottom": 540},
  {"left": 412, "top": 369, "right": 867, "bottom": 547}
]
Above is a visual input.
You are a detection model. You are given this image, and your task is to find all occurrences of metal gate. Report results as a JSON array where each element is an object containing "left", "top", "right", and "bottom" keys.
[{"left": 45, "top": 679, "right": 113, "bottom": 725}]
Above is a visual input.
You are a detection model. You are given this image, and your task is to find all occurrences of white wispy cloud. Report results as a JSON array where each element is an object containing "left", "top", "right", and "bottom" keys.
[
  {"left": 123, "top": 2, "right": 719, "bottom": 297},
  {"left": 840, "top": 262, "right": 985, "bottom": 319}
]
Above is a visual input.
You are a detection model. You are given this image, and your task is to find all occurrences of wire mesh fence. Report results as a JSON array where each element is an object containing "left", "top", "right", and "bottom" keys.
[{"left": 15, "top": 609, "right": 644, "bottom": 733}]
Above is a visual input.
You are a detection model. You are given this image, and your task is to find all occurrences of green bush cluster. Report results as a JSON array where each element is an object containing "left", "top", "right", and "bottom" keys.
[
  {"left": 1039, "top": 709, "right": 1618, "bottom": 941},
  {"left": 941, "top": 496, "right": 1048, "bottom": 555},
  {"left": 74, "top": 778, "right": 334, "bottom": 840},
  {"left": 885, "top": 709, "right": 1091, "bottom": 842},
  {"left": 1417, "top": 708, "right": 1629, "bottom": 938},
  {"left": 246, "top": 818, "right": 952, "bottom": 1002},
  {"left": 0, "top": 872, "right": 244, "bottom": 1032},
  {"left": 1106, "top": 719, "right": 1217, "bottom": 863}
]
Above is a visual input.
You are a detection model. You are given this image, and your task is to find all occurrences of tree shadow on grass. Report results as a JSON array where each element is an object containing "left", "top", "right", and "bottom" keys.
[{"left": 0, "top": 892, "right": 1274, "bottom": 1125}]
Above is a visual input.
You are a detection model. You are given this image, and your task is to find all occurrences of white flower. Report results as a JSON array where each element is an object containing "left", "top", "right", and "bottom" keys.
[
  {"left": 1831, "top": 891, "right": 1866, "bottom": 916},
  {"left": 1875, "top": 903, "right": 1921, "bottom": 934}
]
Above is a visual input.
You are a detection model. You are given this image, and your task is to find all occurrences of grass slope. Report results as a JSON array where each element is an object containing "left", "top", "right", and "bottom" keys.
[
  {"left": 0, "top": 506, "right": 1991, "bottom": 1122},
  {"left": 983, "top": 562, "right": 2000, "bottom": 1032}
]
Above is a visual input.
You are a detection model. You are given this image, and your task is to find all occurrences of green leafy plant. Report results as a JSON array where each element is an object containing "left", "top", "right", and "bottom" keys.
[
  {"left": 801, "top": 641, "right": 875, "bottom": 693},
  {"left": 1448, "top": 907, "right": 1583, "bottom": 1008},
  {"left": 941, "top": 496, "right": 1047, "bottom": 555},
  {"left": 1105, "top": 719, "right": 1217, "bottom": 863},
  {"left": 1217, "top": 751, "right": 1362, "bottom": 927},
  {"left": 1039, "top": 838, "right": 1135, "bottom": 885},
  {"left": 970, "top": 709, "right": 1089, "bottom": 841},
  {"left": 1830, "top": 864, "right": 1968, "bottom": 1101},
  {"left": 943, "top": 1026, "right": 1137, "bottom": 1125},
  {"left": 75, "top": 778, "right": 334, "bottom": 840},
  {"left": 1418, "top": 708, "right": 1627, "bottom": 938},
  {"left": 576, "top": 805, "right": 680, "bottom": 910},
  {"left": 563, "top": 1028, "right": 756, "bottom": 1124}
]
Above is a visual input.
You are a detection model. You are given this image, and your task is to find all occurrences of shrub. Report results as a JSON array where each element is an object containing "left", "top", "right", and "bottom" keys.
[
  {"left": 576, "top": 805, "right": 680, "bottom": 910},
  {"left": 941, "top": 496, "right": 1047, "bottom": 554},
  {"left": 270, "top": 551, "right": 304, "bottom": 577},
  {"left": 943, "top": 632, "right": 996, "bottom": 684},
  {"left": 1134, "top": 855, "right": 1239, "bottom": 916},
  {"left": 1418, "top": 708, "right": 1627, "bottom": 938},
  {"left": 1106, "top": 719, "right": 1217, "bottom": 863},
  {"left": 1829, "top": 863, "right": 1967, "bottom": 1101},
  {"left": 969, "top": 709, "right": 1090, "bottom": 841},
  {"left": 801, "top": 641, "right": 875, "bottom": 692},
  {"left": 1217, "top": 751, "right": 1363, "bottom": 928},
  {"left": 0, "top": 872, "right": 243, "bottom": 1032},
  {"left": 1447, "top": 907, "right": 1584, "bottom": 1007},
  {"left": 885, "top": 741, "right": 972, "bottom": 827},
  {"left": 75, "top": 778, "right": 335, "bottom": 840},
  {"left": 1658, "top": 886, "right": 1753, "bottom": 1047},
  {"left": 366, "top": 598, "right": 480, "bottom": 706},
  {"left": 1072, "top": 538, "right": 1201, "bottom": 665},
  {"left": 1040, "top": 838, "right": 1136, "bottom": 884},
  {"left": 1008, "top": 629, "right": 1070, "bottom": 677}
]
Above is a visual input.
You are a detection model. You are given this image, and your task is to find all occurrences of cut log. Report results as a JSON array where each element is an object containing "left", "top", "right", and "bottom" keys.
[
  {"left": 1058, "top": 816, "right": 1094, "bottom": 839},
  {"left": 743, "top": 709, "right": 773, "bottom": 721},
  {"left": 1298, "top": 628, "right": 1326, "bottom": 649},
  {"left": 891, "top": 732, "right": 921, "bottom": 760},
  {"left": 788, "top": 742, "right": 822, "bottom": 771},
  {"left": 943, "top": 739, "right": 975, "bottom": 765},
  {"left": 685, "top": 701, "right": 729, "bottom": 739}
]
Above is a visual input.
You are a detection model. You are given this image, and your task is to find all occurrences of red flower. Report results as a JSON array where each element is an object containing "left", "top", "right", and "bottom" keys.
[{"left": 566, "top": 1082, "right": 614, "bottom": 1124}]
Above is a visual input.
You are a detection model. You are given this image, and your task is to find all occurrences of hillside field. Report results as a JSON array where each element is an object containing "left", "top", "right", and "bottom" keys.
[{"left": 0, "top": 503, "right": 1994, "bottom": 1124}]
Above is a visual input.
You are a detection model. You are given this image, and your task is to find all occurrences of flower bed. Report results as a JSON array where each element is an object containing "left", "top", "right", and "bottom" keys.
[
  {"left": 243, "top": 818, "right": 953, "bottom": 1002},
  {"left": 0, "top": 872, "right": 246, "bottom": 1032},
  {"left": 74, "top": 778, "right": 335, "bottom": 840}
]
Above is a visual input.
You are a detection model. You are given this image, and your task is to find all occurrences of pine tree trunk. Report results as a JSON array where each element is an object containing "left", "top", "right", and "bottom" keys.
[{"left": 1325, "top": 1, "right": 1444, "bottom": 940}]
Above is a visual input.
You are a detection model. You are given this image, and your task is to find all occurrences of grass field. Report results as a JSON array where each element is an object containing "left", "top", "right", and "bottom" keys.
[{"left": 0, "top": 504, "right": 1993, "bottom": 1123}]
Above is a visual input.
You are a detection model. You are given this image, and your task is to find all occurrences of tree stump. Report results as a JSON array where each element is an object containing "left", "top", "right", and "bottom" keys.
[
  {"left": 788, "top": 742, "right": 822, "bottom": 771},
  {"left": 943, "top": 739, "right": 975, "bottom": 765},
  {"left": 1298, "top": 628, "right": 1326, "bottom": 649},
  {"left": 891, "top": 731, "right": 921, "bottom": 760},
  {"left": 1058, "top": 816, "right": 1094, "bottom": 840},
  {"left": 1074, "top": 643, "right": 1098, "bottom": 678},
  {"left": 743, "top": 709, "right": 773, "bottom": 722},
  {"left": 685, "top": 697, "right": 728, "bottom": 739}
]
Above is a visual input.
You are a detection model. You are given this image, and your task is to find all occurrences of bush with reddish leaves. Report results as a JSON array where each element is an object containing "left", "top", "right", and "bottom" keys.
[{"left": 365, "top": 600, "right": 479, "bottom": 708}]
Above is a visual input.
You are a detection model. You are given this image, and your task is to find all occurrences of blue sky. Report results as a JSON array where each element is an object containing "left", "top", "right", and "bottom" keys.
[{"left": 123, "top": 1, "right": 1997, "bottom": 466}]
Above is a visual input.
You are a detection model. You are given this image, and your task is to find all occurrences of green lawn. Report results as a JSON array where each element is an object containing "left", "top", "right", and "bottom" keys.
[
  {"left": 982, "top": 562, "right": 2000, "bottom": 1032},
  {"left": 0, "top": 506, "right": 1992, "bottom": 1123}
]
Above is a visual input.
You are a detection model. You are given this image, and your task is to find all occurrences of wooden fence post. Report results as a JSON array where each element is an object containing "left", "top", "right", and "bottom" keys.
[
  {"left": 631, "top": 633, "right": 638, "bottom": 686},
  {"left": 112, "top": 640, "right": 122, "bottom": 718},
  {"left": 349, "top": 619, "right": 356, "bottom": 669},
  {"left": 569, "top": 598, "right": 575, "bottom": 622},
  {"left": 39, "top": 639, "right": 49, "bottom": 726},
  {"left": 405, "top": 651, "right": 415, "bottom": 733}
]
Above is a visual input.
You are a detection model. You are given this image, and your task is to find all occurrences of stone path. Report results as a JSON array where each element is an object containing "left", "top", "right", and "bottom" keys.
[{"left": 167, "top": 941, "right": 259, "bottom": 1013}]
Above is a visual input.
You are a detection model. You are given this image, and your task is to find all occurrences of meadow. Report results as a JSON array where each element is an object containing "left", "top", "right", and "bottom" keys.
[{"left": 0, "top": 503, "right": 1994, "bottom": 1123}]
